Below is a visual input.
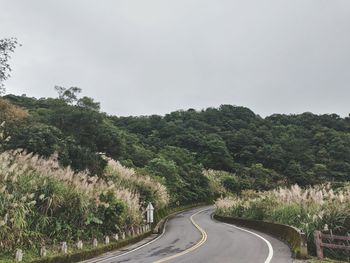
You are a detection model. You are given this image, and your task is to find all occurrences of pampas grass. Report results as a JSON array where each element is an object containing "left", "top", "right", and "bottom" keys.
[
  {"left": 216, "top": 184, "right": 350, "bottom": 255},
  {"left": 0, "top": 150, "right": 169, "bottom": 250},
  {"left": 104, "top": 158, "right": 169, "bottom": 208}
]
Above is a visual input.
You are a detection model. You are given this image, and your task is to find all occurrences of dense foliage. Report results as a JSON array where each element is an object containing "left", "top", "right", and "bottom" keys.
[
  {"left": 0, "top": 105, "right": 169, "bottom": 254},
  {"left": 2, "top": 93, "right": 213, "bottom": 204},
  {"left": 2, "top": 93, "right": 350, "bottom": 202},
  {"left": 112, "top": 105, "right": 350, "bottom": 191},
  {"left": 0, "top": 149, "right": 168, "bottom": 251}
]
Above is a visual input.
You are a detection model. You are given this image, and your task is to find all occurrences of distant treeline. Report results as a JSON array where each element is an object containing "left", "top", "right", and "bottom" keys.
[{"left": 2, "top": 90, "right": 350, "bottom": 203}]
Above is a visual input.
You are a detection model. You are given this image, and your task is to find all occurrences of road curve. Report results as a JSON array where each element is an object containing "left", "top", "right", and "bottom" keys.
[{"left": 83, "top": 206, "right": 292, "bottom": 263}]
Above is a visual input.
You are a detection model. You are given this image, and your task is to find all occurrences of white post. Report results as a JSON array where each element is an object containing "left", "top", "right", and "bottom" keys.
[
  {"left": 122, "top": 232, "right": 125, "bottom": 240},
  {"left": 114, "top": 233, "right": 119, "bottom": 241},
  {"left": 146, "top": 202, "right": 154, "bottom": 224},
  {"left": 15, "top": 249, "right": 23, "bottom": 262},
  {"left": 77, "top": 240, "right": 83, "bottom": 250},
  {"left": 61, "top": 242, "right": 68, "bottom": 254},
  {"left": 105, "top": 236, "right": 110, "bottom": 245},
  {"left": 93, "top": 238, "right": 98, "bottom": 247},
  {"left": 40, "top": 246, "right": 47, "bottom": 257}
]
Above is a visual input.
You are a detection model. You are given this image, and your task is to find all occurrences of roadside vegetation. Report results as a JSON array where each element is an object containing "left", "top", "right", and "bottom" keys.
[
  {"left": 0, "top": 148, "right": 168, "bottom": 251},
  {"left": 215, "top": 184, "right": 350, "bottom": 260}
]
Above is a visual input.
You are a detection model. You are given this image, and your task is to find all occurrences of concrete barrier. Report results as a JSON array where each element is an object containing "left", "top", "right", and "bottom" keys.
[{"left": 214, "top": 214, "right": 308, "bottom": 259}]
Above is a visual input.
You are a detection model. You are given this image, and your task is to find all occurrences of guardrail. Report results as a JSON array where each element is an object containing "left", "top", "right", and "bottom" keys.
[
  {"left": 214, "top": 214, "right": 308, "bottom": 259},
  {"left": 29, "top": 232, "right": 151, "bottom": 263},
  {"left": 314, "top": 230, "right": 350, "bottom": 259}
]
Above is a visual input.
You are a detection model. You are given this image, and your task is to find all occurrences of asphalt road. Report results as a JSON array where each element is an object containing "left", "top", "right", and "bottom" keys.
[{"left": 84, "top": 206, "right": 292, "bottom": 263}]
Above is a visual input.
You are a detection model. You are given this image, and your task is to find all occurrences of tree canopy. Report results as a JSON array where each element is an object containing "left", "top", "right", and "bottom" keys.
[
  {"left": 2, "top": 91, "right": 350, "bottom": 204},
  {"left": 0, "top": 38, "right": 19, "bottom": 95}
]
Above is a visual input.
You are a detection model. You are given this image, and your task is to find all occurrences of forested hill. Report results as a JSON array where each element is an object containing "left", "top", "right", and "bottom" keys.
[
  {"left": 112, "top": 105, "right": 350, "bottom": 187},
  {"left": 2, "top": 92, "right": 350, "bottom": 203}
]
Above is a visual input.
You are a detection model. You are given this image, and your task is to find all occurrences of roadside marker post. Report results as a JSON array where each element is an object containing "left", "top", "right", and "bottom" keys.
[
  {"left": 15, "top": 249, "right": 23, "bottom": 262},
  {"left": 146, "top": 202, "right": 154, "bottom": 225}
]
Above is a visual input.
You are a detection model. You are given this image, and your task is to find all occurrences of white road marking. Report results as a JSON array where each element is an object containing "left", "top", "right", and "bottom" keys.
[
  {"left": 84, "top": 207, "right": 210, "bottom": 263},
  {"left": 223, "top": 223, "right": 274, "bottom": 263},
  {"left": 154, "top": 208, "right": 210, "bottom": 263},
  {"left": 85, "top": 220, "right": 168, "bottom": 263}
]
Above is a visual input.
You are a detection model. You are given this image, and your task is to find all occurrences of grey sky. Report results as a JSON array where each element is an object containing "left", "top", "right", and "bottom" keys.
[{"left": 1, "top": 0, "right": 350, "bottom": 117}]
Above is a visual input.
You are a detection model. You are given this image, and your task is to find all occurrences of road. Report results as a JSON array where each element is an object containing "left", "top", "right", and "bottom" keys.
[{"left": 84, "top": 206, "right": 292, "bottom": 263}]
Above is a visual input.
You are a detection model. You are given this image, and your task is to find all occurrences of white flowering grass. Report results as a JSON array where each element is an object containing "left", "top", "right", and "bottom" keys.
[
  {"left": 0, "top": 150, "right": 168, "bottom": 250},
  {"left": 104, "top": 158, "right": 169, "bottom": 208},
  {"left": 215, "top": 184, "right": 350, "bottom": 239}
]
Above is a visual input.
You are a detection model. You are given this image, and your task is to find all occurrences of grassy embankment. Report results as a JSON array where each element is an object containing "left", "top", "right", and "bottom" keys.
[
  {"left": 216, "top": 184, "right": 350, "bottom": 261},
  {"left": 0, "top": 150, "right": 169, "bottom": 262}
]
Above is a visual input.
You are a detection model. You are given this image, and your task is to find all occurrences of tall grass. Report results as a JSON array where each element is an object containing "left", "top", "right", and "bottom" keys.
[
  {"left": 0, "top": 150, "right": 168, "bottom": 251},
  {"left": 216, "top": 184, "right": 350, "bottom": 258},
  {"left": 104, "top": 158, "right": 169, "bottom": 209}
]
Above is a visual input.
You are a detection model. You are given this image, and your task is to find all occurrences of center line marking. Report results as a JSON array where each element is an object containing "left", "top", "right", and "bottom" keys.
[{"left": 153, "top": 208, "right": 210, "bottom": 263}]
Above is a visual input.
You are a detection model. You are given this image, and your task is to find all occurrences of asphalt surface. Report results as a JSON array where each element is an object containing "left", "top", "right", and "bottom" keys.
[{"left": 83, "top": 206, "right": 292, "bottom": 263}]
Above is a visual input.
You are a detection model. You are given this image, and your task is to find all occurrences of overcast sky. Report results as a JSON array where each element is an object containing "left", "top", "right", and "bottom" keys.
[{"left": 1, "top": 0, "right": 350, "bottom": 117}]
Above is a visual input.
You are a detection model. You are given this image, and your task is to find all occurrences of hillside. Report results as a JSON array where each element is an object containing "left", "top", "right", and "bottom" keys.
[
  {"left": 1, "top": 91, "right": 350, "bottom": 260},
  {"left": 3, "top": 92, "right": 350, "bottom": 198}
]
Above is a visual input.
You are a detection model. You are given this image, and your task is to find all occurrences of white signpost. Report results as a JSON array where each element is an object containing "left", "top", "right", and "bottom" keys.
[{"left": 146, "top": 202, "right": 154, "bottom": 224}]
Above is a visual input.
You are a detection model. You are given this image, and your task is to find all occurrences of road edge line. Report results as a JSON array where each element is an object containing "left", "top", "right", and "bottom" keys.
[
  {"left": 222, "top": 222, "right": 274, "bottom": 263},
  {"left": 87, "top": 219, "right": 169, "bottom": 263}
]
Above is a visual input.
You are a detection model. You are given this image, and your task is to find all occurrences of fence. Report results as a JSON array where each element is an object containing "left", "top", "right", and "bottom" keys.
[
  {"left": 314, "top": 230, "right": 350, "bottom": 259},
  {"left": 14, "top": 224, "right": 151, "bottom": 262}
]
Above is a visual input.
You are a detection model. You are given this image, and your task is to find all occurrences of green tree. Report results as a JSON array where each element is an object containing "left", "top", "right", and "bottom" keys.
[
  {"left": 158, "top": 146, "right": 212, "bottom": 203},
  {"left": 145, "top": 157, "right": 184, "bottom": 203},
  {"left": 54, "top": 86, "right": 82, "bottom": 104},
  {"left": 200, "top": 134, "right": 234, "bottom": 171},
  {"left": 285, "top": 161, "right": 309, "bottom": 185},
  {"left": 0, "top": 38, "right": 20, "bottom": 95},
  {"left": 77, "top": 96, "right": 100, "bottom": 111},
  {"left": 7, "top": 124, "right": 66, "bottom": 157},
  {"left": 222, "top": 175, "right": 241, "bottom": 193}
]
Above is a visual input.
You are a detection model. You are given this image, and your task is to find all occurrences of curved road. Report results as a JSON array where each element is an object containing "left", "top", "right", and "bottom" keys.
[{"left": 84, "top": 206, "right": 292, "bottom": 263}]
